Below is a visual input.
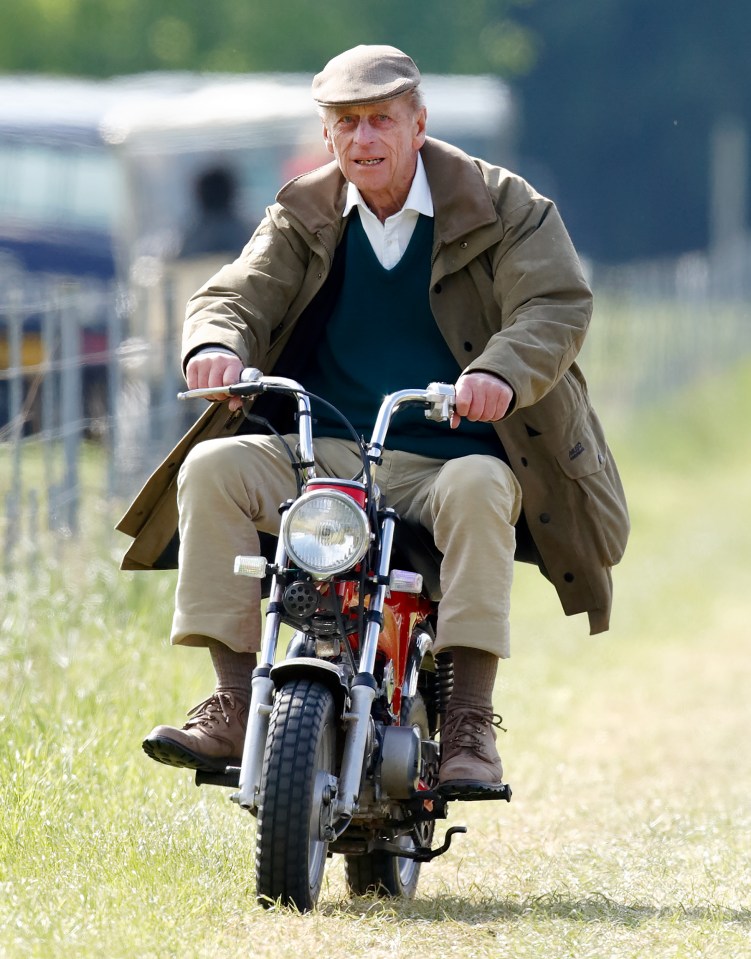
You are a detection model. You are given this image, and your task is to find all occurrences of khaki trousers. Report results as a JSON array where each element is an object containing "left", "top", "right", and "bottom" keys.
[{"left": 172, "top": 435, "right": 522, "bottom": 659}]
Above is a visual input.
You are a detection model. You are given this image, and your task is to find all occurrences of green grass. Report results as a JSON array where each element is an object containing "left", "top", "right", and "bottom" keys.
[{"left": 2, "top": 360, "right": 751, "bottom": 958}]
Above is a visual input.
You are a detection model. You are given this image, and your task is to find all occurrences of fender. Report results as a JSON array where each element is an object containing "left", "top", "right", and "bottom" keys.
[{"left": 270, "top": 657, "right": 349, "bottom": 713}]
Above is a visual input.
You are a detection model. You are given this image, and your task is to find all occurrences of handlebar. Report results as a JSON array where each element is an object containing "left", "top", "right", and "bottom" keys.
[
  {"left": 178, "top": 367, "right": 456, "bottom": 482},
  {"left": 176, "top": 366, "right": 270, "bottom": 401}
]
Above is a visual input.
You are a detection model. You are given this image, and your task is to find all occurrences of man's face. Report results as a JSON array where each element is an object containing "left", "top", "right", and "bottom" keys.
[{"left": 322, "top": 96, "right": 427, "bottom": 213}]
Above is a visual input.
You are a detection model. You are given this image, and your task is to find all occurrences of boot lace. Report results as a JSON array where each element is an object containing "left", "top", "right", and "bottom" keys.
[
  {"left": 183, "top": 692, "right": 235, "bottom": 730},
  {"left": 442, "top": 707, "right": 507, "bottom": 752}
]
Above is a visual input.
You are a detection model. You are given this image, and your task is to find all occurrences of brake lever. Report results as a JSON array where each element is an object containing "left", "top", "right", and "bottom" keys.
[{"left": 423, "top": 381, "right": 456, "bottom": 422}]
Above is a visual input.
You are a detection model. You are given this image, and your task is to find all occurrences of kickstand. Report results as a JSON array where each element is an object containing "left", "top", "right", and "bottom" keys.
[{"left": 372, "top": 825, "right": 468, "bottom": 862}]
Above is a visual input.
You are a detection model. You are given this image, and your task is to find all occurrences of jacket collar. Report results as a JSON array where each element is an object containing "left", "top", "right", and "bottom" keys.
[
  {"left": 276, "top": 137, "right": 499, "bottom": 247},
  {"left": 421, "top": 137, "right": 499, "bottom": 244}
]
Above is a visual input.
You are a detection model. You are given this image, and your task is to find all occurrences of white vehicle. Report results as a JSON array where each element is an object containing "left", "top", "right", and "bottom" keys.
[
  {"left": 0, "top": 71, "right": 515, "bottom": 282},
  {"left": 0, "top": 72, "right": 515, "bottom": 428}
]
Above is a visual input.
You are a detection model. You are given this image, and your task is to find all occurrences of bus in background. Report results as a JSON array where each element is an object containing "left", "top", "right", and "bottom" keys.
[{"left": 0, "top": 72, "right": 516, "bottom": 432}]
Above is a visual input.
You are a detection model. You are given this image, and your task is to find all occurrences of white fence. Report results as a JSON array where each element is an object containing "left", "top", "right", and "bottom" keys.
[
  {"left": 1, "top": 274, "right": 120, "bottom": 569},
  {"left": 584, "top": 241, "right": 751, "bottom": 411}
]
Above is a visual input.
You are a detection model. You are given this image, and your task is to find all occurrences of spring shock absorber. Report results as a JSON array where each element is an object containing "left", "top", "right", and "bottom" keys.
[{"left": 435, "top": 652, "right": 454, "bottom": 725}]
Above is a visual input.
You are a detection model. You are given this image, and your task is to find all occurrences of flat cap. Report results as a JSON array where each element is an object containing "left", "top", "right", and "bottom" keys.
[{"left": 312, "top": 44, "right": 421, "bottom": 106}]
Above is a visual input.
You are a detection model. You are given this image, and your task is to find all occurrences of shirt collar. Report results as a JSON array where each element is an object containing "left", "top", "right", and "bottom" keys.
[{"left": 343, "top": 152, "right": 434, "bottom": 220}]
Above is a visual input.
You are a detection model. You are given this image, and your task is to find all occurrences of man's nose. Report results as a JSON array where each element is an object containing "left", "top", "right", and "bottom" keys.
[{"left": 353, "top": 118, "right": 374, "bottom": 145}]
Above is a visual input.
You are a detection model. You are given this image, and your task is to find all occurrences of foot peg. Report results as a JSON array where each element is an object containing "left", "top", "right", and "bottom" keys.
[
  {"left": 436, "top": 781, "right": 512, "bottom": 803},
  {"left": 195, "top": 765, "right": 241, "bottom": 789}
]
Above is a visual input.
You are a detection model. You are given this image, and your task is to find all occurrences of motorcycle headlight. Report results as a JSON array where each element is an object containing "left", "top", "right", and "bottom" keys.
[{"left": 283, "top": 489, "right": 371, "bottom": 577}]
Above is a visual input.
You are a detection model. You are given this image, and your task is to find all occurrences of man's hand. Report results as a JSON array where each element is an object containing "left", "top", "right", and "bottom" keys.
[
  {"left": 451, "top": 371, "right": 514, "bottom": 429},
  {"left": 186, "top": 351, "right": 245, "bottom": 411}
]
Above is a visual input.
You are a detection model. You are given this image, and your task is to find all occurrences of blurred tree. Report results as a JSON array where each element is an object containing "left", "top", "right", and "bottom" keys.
[
  {"left": 0, "top": 0, "right": 536, "bottom": 76},
  {"left": 1, "top": 0, "right": 746, "bottom": 261}
]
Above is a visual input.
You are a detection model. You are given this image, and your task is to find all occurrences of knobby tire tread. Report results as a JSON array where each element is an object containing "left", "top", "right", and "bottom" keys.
[{"left": 255, "top": 679, "right": 335, "bottom": 910}]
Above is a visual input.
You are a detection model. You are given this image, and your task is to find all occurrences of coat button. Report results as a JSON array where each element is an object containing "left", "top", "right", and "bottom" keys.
[
  {"left": 539, "top": 513, "right": 551, "bottom": 524},
  {"left": 520, "top": 457, "right": 528, "bottom": 467},
  {"left": 433, "top": 283, "right": 442, "bottom": 293},
  {"left": 463, "top": 341, "right": 473, "bottom": 352},
  {"left": 460, "top": 241, "right": 468, "bottom": 249},
  {"left": 564, "top": 572, "right": 575, "bottom": 583}
]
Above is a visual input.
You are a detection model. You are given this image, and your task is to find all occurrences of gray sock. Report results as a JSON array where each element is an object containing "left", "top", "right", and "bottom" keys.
[{"left": 207, "top": 639, "right": 256, "bottom": 700}]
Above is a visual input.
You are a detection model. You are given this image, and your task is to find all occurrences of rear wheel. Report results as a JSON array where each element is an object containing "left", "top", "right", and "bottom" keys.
[
  {"left": 344, "top": 692, "right": 434, "bottom": 898},
  {"left": 255, "top": 679, "right": 337, "bottom": 910}
]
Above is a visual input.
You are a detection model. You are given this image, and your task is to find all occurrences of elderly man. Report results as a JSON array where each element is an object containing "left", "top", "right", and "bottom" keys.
[{"left": 120, "top": 45, "right": 629, "bottom": 792}]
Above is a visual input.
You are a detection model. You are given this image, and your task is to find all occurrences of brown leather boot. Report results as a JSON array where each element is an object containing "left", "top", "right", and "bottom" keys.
[
  {"left": 438, "top": 705, "right": 504, "bottom": 788},
  {"left": 142, "top": 692, "right": 248, "bottom": 772}
]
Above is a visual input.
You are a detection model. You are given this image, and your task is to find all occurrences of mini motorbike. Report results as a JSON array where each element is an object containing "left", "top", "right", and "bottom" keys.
[{"left": 179, "top": 369, "right": 511, "bottom": 910}]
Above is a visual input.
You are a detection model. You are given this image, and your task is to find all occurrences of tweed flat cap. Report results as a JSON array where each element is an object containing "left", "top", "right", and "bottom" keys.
[{"left": 312, "top": 44, "right": 421, "bottom": 106}]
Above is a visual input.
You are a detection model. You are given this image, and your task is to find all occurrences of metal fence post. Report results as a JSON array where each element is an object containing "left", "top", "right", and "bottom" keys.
[
  {"left": 58, "top": 282, "right": 82, "bottom": 534},
  {"left": 3, "top": 285, "right": 24, "bottom": 572},
  {"left": 106, "top": 281, "right": 124, "bottom": 500},
  {"left": 42, "top": 281, "right": 59, "bottom": 530}
]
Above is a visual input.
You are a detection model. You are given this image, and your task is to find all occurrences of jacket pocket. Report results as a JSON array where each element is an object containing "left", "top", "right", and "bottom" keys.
[{"left": 555, "top": 417, "right": 629, "bottom": 567}]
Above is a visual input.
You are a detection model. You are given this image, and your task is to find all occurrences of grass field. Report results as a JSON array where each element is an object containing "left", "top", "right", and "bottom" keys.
[{"left": 2, "top": 360, "right": 751, "bottom": 958}]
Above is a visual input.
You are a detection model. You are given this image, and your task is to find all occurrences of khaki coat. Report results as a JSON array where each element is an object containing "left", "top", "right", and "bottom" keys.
[{"left": 117, "top": 137, "right": 629, "bottom": 634}]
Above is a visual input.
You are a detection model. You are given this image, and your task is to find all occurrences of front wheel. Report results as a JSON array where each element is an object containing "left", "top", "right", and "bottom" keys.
[{"left": 255, "top": 679, "right": 337, "bottom": 911}]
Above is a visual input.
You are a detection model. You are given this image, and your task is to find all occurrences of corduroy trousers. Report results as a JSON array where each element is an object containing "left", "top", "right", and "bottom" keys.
[{"left": 171, "top": 435, "right": 522, "bottom": 659}]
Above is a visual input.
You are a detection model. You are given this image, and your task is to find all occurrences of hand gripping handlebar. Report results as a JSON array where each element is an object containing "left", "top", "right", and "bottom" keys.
[{"left": 178, "top": 369, "right": 456, "bottom": 485}]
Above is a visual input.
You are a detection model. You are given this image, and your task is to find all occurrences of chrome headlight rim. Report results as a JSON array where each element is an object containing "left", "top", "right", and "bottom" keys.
[{"left": 282, "top": 487, "right": 371, "bottom": 577}]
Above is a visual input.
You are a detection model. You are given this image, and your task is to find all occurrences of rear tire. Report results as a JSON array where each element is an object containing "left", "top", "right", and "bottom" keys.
[
  {"left": 344, "top": 692, "right": 433, "bottom": 898},
  {"left": 255, "top": 679, "right": 336, "bottom": 911}
]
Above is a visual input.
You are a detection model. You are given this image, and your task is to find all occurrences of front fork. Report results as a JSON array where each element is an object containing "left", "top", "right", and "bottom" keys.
[
  {"left": 235, "top": 514, "right": 399, "bottom": 826},
  {"left": 236, "top": 532, "right": 287, "bottom": 812}
]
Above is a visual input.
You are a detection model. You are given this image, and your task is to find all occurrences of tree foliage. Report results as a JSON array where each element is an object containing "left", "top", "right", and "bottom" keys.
[
  {"left": 0, "top": 0, "right": 748, "bottom": 261},
  {"left": 0, "top": 0, "right": 535, "bottom": 77}
]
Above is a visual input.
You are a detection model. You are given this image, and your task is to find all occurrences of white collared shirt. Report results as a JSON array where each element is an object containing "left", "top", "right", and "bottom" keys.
[{"left": 342, "top": 154, "right": 434, "bottom": 270}]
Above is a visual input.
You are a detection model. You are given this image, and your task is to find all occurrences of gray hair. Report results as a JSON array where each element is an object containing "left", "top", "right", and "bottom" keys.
[{"left": 317, "top": 86, "right": 425, "bottom": 124}]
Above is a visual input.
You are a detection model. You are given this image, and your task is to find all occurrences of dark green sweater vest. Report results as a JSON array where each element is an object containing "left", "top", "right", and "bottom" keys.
[{"left": 302, "top": 213, "right": 502, "bottom": 460}]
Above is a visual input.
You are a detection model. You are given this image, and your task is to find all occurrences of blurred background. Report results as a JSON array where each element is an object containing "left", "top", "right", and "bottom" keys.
[
  {"left": 0, "top": 0, "right": 749, "bottom": 560},
  {"left": 3, "top": 10, "right": 750, "bottom": 952}
]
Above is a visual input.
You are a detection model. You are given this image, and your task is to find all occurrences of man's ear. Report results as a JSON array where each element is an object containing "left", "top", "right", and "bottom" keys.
[
  {"left": 322, "top": 123, "right": 335, "bottom": 155},
  {"left": 413, "top": 107, "right": 428, "bottom": 149}
]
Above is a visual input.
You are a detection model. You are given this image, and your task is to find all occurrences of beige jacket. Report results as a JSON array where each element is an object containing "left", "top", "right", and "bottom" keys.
[{"left": 118, "top": 137, "right": 629, "bottom": 634}]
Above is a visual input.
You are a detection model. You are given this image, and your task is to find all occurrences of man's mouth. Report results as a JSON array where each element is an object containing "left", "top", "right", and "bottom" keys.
[{"left": 355, "top": 158, "right": 383, "bottom": 166}]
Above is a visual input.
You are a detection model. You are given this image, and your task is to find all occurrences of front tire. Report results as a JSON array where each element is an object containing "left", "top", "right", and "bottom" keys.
[{"left": 255, "top": 679, "right": 337, "bottom": 911}]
